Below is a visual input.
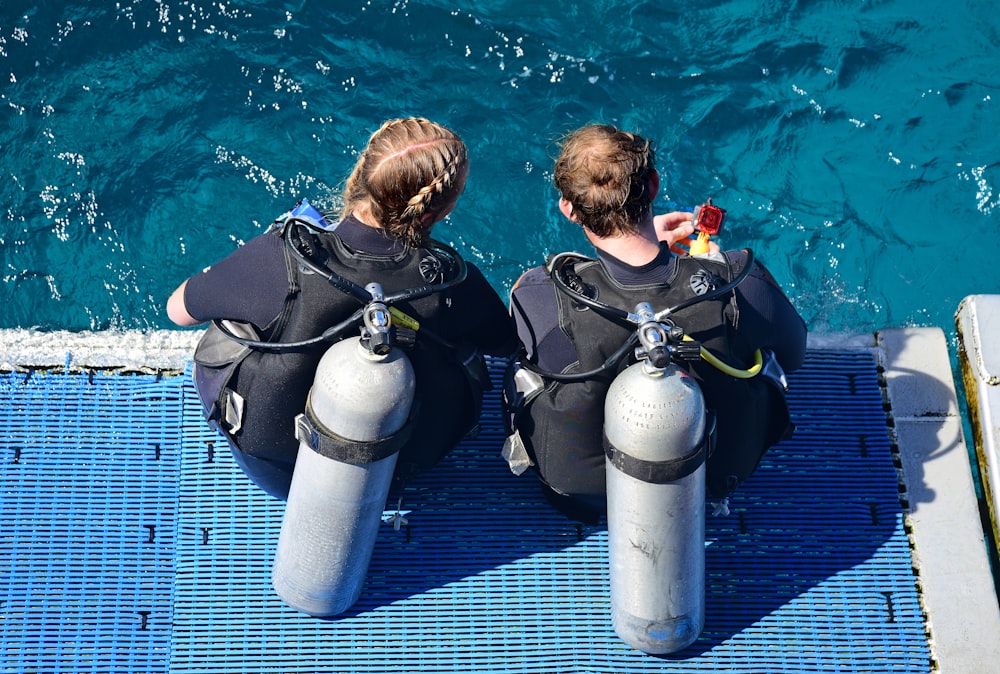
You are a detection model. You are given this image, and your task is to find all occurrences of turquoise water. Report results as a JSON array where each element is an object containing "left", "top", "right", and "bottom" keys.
[{"left": 2, "top": 1, "right": 998, "bottom": 338}]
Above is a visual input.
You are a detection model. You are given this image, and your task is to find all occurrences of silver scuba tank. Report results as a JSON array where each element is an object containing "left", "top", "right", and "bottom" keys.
[
  {"left": 272, "top": 285, "right": 415, "bottom": 616},
  {"left": 604, "top": 306, "right": 709, "bottom": 654}
]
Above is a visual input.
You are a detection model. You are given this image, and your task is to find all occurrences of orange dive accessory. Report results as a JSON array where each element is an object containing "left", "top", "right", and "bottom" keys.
[{"left": 689, "top": 198, "right": 726, "bottom": 255}]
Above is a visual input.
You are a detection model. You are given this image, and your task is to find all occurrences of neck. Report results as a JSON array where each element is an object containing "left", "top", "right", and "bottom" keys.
[
  {"left": 351, "top": 203, "right": 384, "bottom": 229},
  {"left": 584, "top": 215, "right": 660, "bottom": 266}
]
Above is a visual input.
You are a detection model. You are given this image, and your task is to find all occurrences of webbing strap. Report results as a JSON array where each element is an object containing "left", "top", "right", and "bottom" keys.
[
  {"left": 603, "top": 413, "right": 714, "bottom": 484},
  {"left": 294, "top": 407, "right": 412, "bottom": 464}
]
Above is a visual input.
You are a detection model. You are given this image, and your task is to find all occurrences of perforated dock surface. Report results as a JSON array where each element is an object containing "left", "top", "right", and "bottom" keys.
[{"left": 1, "top": 351, "right": 931, "bottom": 673}]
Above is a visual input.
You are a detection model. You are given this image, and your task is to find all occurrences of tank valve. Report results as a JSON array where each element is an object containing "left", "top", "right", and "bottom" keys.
[{"left": 362, "top": 283, "right": 393, "bottom": 356}]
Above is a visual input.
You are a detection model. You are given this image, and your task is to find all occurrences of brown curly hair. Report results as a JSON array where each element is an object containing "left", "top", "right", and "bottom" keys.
[
  {"left": 342, "top": 118, "right": 469, "bottom": 247},
  {"left": 553, "top": 124, "right": 656, "bottom": 237}
]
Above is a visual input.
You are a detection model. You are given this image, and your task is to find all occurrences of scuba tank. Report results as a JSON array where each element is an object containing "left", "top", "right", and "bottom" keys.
[
  {"left": 604, "top": 304, "right": 710, "bottom": 653},
  {"left": 271, "top": 283, "right": 416, "bottom": 616}
]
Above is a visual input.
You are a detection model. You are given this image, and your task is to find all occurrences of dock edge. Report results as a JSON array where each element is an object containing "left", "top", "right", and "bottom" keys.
[{"left": 879, "top": 326, "right": 1000, "bottom": 673}]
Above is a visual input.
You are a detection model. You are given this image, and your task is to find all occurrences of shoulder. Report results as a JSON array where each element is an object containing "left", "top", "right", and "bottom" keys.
[
  {"left": 227, "top": 230, "right": 286, "bottom": 263},
  {"left": 195, "top": 233, "right": 284, "bottom": 281},
  {"left": 723, "top": 248, "right": 783, "bottom": 288},
  {"left": 723, "top": 248, "right": 749, "bottom": 264},
  {"left": 249, "top": 229, "right": 287, "bottom": 256},
  {"left": 183, "top": 231, "right": 289, "bottom": 322},
  {"left": 510, "top": 264, "right": 558, "bottom": 329},
  {"left": 451, "top": 260, "right": 500, "bottom": 300},
  {"left": 195, "top": 231, "right": 278, "bottom": 273},
  {"left": 512, "top": 264, "right": 551, "bottom": 292}
]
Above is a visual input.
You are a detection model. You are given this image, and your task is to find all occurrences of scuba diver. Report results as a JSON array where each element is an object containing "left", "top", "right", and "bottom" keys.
[
  {"left": 167, "top": 117, "right": 517, "bottom": 500},
  {"left": 505, "top": 124, "right": 807, "bottom": 523}
]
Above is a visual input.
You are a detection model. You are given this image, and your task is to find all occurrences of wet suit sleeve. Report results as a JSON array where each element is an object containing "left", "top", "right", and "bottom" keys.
[
  {"left": 726, "top": 250, "right": 808, "bottom": 372},
  {"left": 460, "top": 262, "right": 519, "bottom": 357},
  {"left": 183, "top": 233, "right": 289, "bottom": 331}
]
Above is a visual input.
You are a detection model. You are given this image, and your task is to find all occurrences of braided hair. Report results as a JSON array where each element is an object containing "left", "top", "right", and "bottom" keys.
[
  {"left": 342, "top": 118, "right": 469, "bottom": 247},
  {"left": 553, "top": 124, "right": 656, "bottom": 238}
]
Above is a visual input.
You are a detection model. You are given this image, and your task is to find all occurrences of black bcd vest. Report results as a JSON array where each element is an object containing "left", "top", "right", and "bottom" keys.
[{"left": 194, "top": 225, "right": 484, "bottom": 481}]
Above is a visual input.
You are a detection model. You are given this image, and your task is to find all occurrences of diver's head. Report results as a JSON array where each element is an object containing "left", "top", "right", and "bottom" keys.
[
  {"left": 553, "top": 124, "right": 657, "bottom": 238},
  {"left": 343, "top": 117, "right": 469, "bottom": 247}
]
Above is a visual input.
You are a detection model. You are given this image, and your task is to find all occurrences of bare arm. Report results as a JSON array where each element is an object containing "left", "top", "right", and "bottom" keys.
[{"left": 166, "top": 280, "right": 203, "bottom": 327}]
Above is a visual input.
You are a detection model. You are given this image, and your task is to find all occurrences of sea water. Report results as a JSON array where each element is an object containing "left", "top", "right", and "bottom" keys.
[{"left": 1, "top": 0, "right": 998, "bottom": 338}]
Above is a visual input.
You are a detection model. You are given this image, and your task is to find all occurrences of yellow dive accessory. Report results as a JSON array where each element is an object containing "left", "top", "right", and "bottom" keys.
[
  {"left": 388, "top": 306, "right": 420, "bottom": 331},
  {"left": 688, "top": 231, "right": 712, "bottom": 256},
  {"left": 684, "top": 335, "right": 762, "bottom": 378}
]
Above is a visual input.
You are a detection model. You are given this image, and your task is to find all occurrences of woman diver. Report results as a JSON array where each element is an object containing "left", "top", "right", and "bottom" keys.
[{"left": 167, "top": 117, "right": 517, "bottom": 500}]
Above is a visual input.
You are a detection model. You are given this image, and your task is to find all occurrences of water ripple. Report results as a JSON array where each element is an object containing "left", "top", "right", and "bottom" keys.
[{"left": 0, "top": 0, "right": 998, "bottom": 334}]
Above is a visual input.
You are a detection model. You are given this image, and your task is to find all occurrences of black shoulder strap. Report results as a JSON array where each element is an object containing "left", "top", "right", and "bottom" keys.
[{"left": 262, "top": 224, "right": 301, "bottom": 338}]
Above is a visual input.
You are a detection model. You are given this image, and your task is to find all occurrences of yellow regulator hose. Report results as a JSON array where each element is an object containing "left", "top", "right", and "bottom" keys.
[{"left": 683, "top": 335, "right": 763, "bottom": 378}]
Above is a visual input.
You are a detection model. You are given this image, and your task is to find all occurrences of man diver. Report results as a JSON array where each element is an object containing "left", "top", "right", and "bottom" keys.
[{"left": 505, "top": 123, "right": 807, "bottom": 522}]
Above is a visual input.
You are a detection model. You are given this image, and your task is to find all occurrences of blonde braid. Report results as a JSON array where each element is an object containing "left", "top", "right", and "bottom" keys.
[
  {"left": 340, "top": 118, "right": 404, "bottom": 221},
  {"left": 396, "top": 144, "right": 466, "bottom": 245},
  {"left": 343, "top": 117, "right": 469, "bottom": 248}
]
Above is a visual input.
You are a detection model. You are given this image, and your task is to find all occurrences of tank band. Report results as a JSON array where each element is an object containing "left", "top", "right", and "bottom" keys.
[
  {"left": 295, "top": 407, "right": 413, "bottom": 464},
  {"left": 603, "top": 414, "right": 714, "bottom": 484}
]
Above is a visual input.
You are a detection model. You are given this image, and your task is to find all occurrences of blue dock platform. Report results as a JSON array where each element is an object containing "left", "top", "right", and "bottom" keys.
[{"left": 1, "top": 325, "right": 998, "bottom": 673}]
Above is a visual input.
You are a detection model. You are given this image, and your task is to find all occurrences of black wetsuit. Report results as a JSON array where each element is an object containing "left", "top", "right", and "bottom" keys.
[
  {"left": 184, "top": 214, "right": 517, "bottom": 499},
  {"left": 508, "top": 243, "right": 807, "bottom": 519}
]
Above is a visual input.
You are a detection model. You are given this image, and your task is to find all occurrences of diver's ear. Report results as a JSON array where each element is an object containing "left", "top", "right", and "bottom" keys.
[{"left": 559, "top": 197, "right": 578, "bottom": 222}]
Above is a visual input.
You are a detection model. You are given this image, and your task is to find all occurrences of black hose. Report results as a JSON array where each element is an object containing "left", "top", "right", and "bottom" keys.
[
  {"left": 213, "top": 308, "right": 365, "bottom": 351},
  {"left": 518, "top": 333, "right": 639, "bottom": 383}
]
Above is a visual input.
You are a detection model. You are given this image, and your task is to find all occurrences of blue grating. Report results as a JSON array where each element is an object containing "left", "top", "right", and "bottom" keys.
[
  {"left": 0, "top": 351, "right": 932, "bottom": 673},
  {"left": 0, "top": 370, "right": 180, "bottom": 674},
  {"left": 167, "top": 351, "right": 930, "bottom": 673}
]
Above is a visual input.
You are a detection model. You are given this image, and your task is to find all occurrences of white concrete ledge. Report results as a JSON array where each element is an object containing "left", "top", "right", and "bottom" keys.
[
  {"left": 0, "top": 329, "right": 871, "bottom": 368},
  {"left": 878, "top": 327, "right": 1000, "bottom": 673},
  {"left": 0, "top": 328, "right": 203, "bottom": 372},
  {"left": 0, "top": 329, "right": 874, "bottom": 370},
  {"left": 806, "top": 331, "right": 878, "bottom": 350}
]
